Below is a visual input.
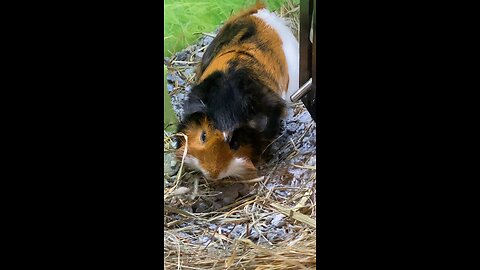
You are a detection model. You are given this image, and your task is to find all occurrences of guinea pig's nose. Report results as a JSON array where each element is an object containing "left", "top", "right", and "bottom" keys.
[{"left": 222, "top": 131, "right": 232, "bottom": 142}]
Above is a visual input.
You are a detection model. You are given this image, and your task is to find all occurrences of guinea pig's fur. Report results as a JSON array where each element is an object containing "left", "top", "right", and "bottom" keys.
[
  {"left": 175, "top": 2, "right": 299, "bottom": 181},
  {"left": 176, "top": 113, "right": 259, "bottom": 181}
]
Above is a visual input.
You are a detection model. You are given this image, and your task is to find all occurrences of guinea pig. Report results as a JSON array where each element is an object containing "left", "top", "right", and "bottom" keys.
[{"left": 175, "top": 2, "right": 299, "bottom": 181}]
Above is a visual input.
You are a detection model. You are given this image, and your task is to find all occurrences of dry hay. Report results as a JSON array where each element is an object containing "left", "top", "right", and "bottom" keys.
[{"left": 164, "top": 1, "right": 316, "bottom": 269}]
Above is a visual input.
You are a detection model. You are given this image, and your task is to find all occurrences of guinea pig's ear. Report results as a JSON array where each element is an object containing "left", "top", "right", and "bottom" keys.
[
  {"left": 183, "top": 71, "right": 225, "bottom": 117},
  {"left": 183, "top": 80, "right": 211, "bottom": 117}
]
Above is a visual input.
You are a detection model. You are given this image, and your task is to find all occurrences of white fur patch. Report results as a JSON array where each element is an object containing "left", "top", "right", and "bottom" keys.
[
  {"left": 184, "top": 155, "right": 209, "bottom": 178},
  {"left": 217, "top": 158, "right": 248, "bottom": 180},
  {"left": 253, "top": 8, "right": 299, "bottom": 103}
]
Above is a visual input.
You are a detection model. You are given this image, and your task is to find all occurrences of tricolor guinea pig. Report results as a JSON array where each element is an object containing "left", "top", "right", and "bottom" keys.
[{"left": 175, "top": 2, "right": 299, "bottom": 181}]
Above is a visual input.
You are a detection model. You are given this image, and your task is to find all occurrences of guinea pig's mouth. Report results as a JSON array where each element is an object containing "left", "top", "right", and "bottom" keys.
[
  {"left": 207, "top": 157, "right": 257, "bottom": 181},
  {"left": 186, "top": 155, "right": 256, "bottom": 181}
]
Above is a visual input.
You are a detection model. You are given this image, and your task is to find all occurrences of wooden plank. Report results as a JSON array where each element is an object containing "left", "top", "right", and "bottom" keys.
[
  {"left": 307, "top": 0, "right": 316, "bottom": 122},
  {"left": 299, "top": 0, "right": 316, "bottom": 121},
  {"left": 299, "top": 0, "right": 312, "bottom": 86}
]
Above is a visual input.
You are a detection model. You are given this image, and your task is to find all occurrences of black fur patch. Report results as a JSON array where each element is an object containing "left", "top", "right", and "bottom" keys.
[
  {"left": 200, "top": 17, "right": 257, "bottom": 74},
  {"left": 181, "top": 65, "right": 286, "bottom": 144},
  {"left": 229, "top": 127, "right": 264, "bottom": 163}
]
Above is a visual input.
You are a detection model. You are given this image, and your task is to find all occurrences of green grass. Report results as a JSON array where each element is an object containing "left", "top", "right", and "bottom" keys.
[{"left": 164, "top": 0, "right": 298, "bottom": 57}]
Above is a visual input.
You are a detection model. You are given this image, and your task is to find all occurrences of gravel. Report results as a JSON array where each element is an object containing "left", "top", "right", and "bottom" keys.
[
  {"left": 164, "top": 28, "right": 316, "bottom": 244},
  {"left": 271, "top": 214, "right": 286, "bottom": 228}
]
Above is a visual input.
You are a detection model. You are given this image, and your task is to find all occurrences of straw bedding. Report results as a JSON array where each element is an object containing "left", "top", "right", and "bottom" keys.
[{"left": 164, "top": 2, "right": 316, "bottom": 268}]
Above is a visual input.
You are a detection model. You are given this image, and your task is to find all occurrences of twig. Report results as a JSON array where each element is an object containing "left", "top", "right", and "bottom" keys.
[
  {"left": 292, "top": 164, "right": 316, "bottom": 170},
  {"left": 219, "top": 176, "right": 265, "bottom": 184},
  {"left": 171, "top": 133, "right": 188, "bottom": 191},
  {"left": 270, "top": 202, "right": 316, "bottom": 229},
  {"left": 192, "top": 32, "right": 216, "bottom": 38},
  {"left": 172, "top": 60, "right": 200, "bottom": 65},
  {"left": 261, "top": 133, "right": 284, "bottom": 157},
  {"left": 190, "top": 177, "right": 199, "bottom": 200}
]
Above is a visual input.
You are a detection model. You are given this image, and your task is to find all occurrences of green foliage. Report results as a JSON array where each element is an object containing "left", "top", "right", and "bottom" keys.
[{"left": 164, "top": 0, "right": 298, "bottom": 57}]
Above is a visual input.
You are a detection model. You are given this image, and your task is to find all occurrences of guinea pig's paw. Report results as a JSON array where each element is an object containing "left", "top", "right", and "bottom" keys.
[
  {"left": 212, "top": 201, "right": 223, "bottom": 211},
  {"left": 192, "top": 201, "right": 209, "bottom": 213},
  {"left": 236, "top": 183, "right": 252, "bottom": 197},
  {"left": 222, "top": 193, "right": 238, "bottom": 205},
  {"left": 215, "top": 183, "right": 253, "bottom": 205},
  {"left": 241, "top": 159, "right": 258, "bottom": 179},
  {"left": 212, "top": 184, "right": 241, "bottom": 206}
]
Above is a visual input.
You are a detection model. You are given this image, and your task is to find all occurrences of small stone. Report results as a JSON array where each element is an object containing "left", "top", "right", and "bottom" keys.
[
  {"left": 176, "top": 51, "right": 188, "bottom": 61},
  {"left": 196, "top": 52, "right": 204, "bottom": 58},
  {"left": 265, "top": 215, "right": 274, "bottom": 223},
  {"left": 229, "top": 225, "right": 245, "bottom": 239},
  {"left": 187, "top": 45, "right": 197, "bottom": 53},
  {"left": 166, "top": 73, "right": 175, "bottom": 82},
  {"left": 219, "top": 227, "right": 230, "bottom": 234},
  {"left": 182, "top": 206, "right": 193, "bottom": 213},
  {"left": 176, "top": 77, "right": 185, "bottom": 85},
  {"left": 271, "top": 214, "right": 286, "bottom": 227},
  {"left": 177, "top": 232, "right": 190, "bottom": 239},
  {"left": 164, "top": 153, "right": 175, "bottom": 175},
  {"left": 170, "top": 160, "right": 177, "bottom": 168},
  {"left": 249, "top": 228, "right": 259, "bottom": 240},
  {"left": 198, "top": 236, "right": 210, "bottom": 245},
  {"left": 266, "top": 228, "right": 287, "bottom": 243},
  {"left": 202, "top": 36, "right": 213, "bottom": 46},
  {"left": 184, "top": 68, "right": 194, "bottom": 77}
]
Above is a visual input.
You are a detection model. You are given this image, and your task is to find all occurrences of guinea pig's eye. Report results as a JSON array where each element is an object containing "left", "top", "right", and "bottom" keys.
[{"left": 200, "top": 131, "right": 206, "bottom": 143}]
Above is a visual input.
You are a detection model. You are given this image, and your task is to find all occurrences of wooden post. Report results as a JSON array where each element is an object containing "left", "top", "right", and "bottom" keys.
[{"left": 299, "top": 0, "right": 316, "bottom": 122}]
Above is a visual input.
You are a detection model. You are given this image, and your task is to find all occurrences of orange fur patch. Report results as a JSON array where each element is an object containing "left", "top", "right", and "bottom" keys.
[
  {"left": 176, "top": 117, "right": 258, "bottom": 180},
  {"left": 198, "top": 5, "right": 289, "bottom": 98}
]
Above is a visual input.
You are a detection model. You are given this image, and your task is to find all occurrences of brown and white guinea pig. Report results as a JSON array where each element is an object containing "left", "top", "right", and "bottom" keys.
[{"left": 175, "top": 2, "right": 299, "bottom": 181}]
